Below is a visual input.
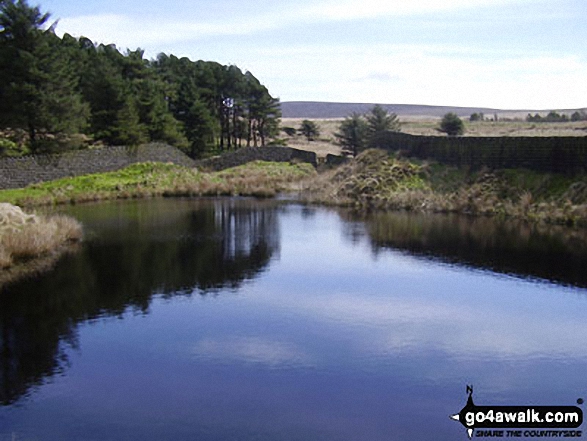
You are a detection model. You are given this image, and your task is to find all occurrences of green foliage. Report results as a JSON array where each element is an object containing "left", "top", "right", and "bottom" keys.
[
  {"left": 0, "top": 137, "right": 20, "bottom": 155},
  {"left": 0, "top": 1, "right": 280, "bottom": 157},
  {"left": 113, "top": 98, "right": 149, "bottom": 146},
  {"left": 184, "top": 100, "right": 216, "bottom": 157},
  {"left": 469, "top": 112, "right": 484, "bottom": 122},
  {"left": 439, "top": 112, "right": 465, "bottom": 136},
  {"left": 0, "top": 160, "right": 315, "bottom": 206},
  {"left": 282, "top": 127, "right": 297, "bottom": 137},
  {"left": 299, "top": 120, "right": 320, "bottom": 141},
  {"left": 335, "top": 113, "right": 368, "bottom": 157},
  {"left": 366, "top": 105, "right": 401, "bottom": 148},
  {"left": 0, "top": 0, "right": 89, "bottom": 148},
  {"left": 366, "top": 105, "right": 401, "bottom": 133},
  {"left": 526, "top": 111, "right": 581, "bottom": 123},
  {"left": 152, "top": 57, "right": 280, "bottom": 155}
]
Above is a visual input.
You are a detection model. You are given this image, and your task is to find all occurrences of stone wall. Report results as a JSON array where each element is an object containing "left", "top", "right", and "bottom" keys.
[
  {"left": 381, "top": 132, "right": 587, "bottom": 175},
  {"left": 0, "top": 144, "right": 195, "bottom": 190},
  {"left": 0, "top": 144, "right": 318, "bottom": 190}
]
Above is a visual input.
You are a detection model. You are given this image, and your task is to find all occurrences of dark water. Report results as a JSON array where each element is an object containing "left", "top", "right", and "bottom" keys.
[{"left": 1, "top": 198, "right": 587, "bottom": 440}]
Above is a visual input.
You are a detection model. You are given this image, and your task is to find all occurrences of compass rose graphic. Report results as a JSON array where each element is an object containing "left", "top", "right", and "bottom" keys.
[{"left": 450, "top": 385, "right": 476, "bottom": 439}]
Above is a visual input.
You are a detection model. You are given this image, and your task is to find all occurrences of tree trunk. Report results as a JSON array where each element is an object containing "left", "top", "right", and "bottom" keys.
[
  {"left": 247, "top": 118, "right": 252, "bottom": 147},
  {"left": 253, "top": 121, "right": 258, "bottom": 147},
  {"left": 259, "top": 119, "right": 265, "bottom": 147}
]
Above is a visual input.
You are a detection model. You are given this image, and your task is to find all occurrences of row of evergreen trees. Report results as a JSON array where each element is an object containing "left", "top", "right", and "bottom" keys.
[
  {"left": 526, "top": 111, "right": 587, "bottom": 123},
  {"left": 335, "top": 105, "right": 401, "bottom": 156},
  {"left": 0, "top": 0, "right": 280, "bottom": 157}
]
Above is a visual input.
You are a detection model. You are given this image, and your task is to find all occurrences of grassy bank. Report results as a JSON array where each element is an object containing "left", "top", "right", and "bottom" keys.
[
  {"left": 2, "top": 152, "right": 587, "bottom": 228},
  {"left": 301, "top": 149, "right": 587, "bottom": 227},
  {"left": 0, "top": 160, "right": 313, "bottom": 287},
  {"left": 0, "top": 160, "right": 316, "bottom": 207},
  {"left": 0, "top": 203, "right": 82, "bottom": 271}
]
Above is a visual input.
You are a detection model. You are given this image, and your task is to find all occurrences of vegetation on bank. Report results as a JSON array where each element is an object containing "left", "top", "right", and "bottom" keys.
[
  {"left": 301, "top": 149, "right": 587, "bottom": 227},
  {"left": 527, "top": 110, "right": 587, "bottom": 123},
  {"left": 335, "top": 105, "right": 401, "bottom": 156},
  {"left": 0, "top": 203, "right": 82, "bottom": 269},
  {"left": 0, "top": 161, "right": 316, "bottom": 206},
  {"left": 2, "top": 146, "right": 587, "bottom": 230}
]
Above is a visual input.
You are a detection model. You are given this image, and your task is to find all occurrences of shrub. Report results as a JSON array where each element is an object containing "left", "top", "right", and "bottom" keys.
[
  {"left": 282, "top": 127, "right": 297, "bottom": 137},
  {"left": 299, "top": 120, "right": 320, "bottom": 141},
  {"left": 0, "top": 204, "right": 83, "bottom": 268},
  {"left": 439, "top": 113, "right": 465, "bottom": 137}
]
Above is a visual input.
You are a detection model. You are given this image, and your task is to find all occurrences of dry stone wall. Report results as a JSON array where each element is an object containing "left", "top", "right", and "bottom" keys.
[
  {"left": 0, "top": 144, "right": 195, "bottom": 190},
  {"left": 0, "top": 144, "right": 318, "bottom": 190},
  {"left": 381, "top": 132, "right": 587, "bottom": 175}
]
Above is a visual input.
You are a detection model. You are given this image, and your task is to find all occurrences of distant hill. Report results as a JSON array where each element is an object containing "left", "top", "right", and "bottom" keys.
[{"left": 280, "top": 101, "right": 586, "bottom": 119}]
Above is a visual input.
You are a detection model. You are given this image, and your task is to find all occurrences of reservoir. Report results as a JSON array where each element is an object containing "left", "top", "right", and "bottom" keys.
[{"left": 1, "top": 198, "right": 586, "bottom": 440}]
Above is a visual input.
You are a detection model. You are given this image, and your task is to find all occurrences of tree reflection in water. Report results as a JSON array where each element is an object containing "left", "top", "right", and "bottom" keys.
[
  {"left": 342, "top": 210, "right": 587, "bottom": 288},
  {"left": 0, "top": 198, "right": 280, "bottom": 405}
]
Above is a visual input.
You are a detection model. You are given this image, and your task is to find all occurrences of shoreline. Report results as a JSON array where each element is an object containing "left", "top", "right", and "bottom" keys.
[
  {"left": 0, "top": 204, "right": 83, "bottom": 289},
  {"left": 2, "top": 151, "right": 587, "bottom": 289},
  {"left": 0, "top": 153, "right": 587, "bottom": 228}
]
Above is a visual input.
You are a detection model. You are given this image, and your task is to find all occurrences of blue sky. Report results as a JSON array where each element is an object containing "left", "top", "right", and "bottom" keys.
[{"left": 42, "top": 0, "right": 587, "bottom": 109}]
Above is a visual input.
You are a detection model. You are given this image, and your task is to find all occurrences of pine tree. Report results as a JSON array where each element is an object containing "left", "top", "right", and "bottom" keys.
[
  {"left": 0, "top": 0, "right": 88, "bottom": 151},
  {"left": 335, "top": 113, "right": 368, "bottom": 157},
  {"left": 299, "top": 120, "right": 320, "bottom": 142},
  {"left": 113, "top": 97, "right": 148, "bottom": 146},
  {"left": 439, "top": 112, "right": 465, "bottom": 136},
  {"left": 185, "top": 100, "right": 216, "bottom": 157},
  {"left": 366, "top": 105, "right": 400, "bottom": 149}
]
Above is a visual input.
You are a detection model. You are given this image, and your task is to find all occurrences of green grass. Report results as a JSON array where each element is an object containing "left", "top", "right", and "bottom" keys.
[
  {"left": 3, "top": 153, "right": 587, "bottom": 227},
  {"left": 301, "top": 149, "right": 587, "bottom": 227},
  {"left": 0, "top": 161, "right": 316, "bottom": 206}
]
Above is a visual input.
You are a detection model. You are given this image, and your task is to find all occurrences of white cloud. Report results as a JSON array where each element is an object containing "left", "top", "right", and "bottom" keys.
[
  {"left": 243, "top": 43, "right": 587, "bottom": 109},
  {"left": 55, "top": 0, "right": 532, "bottom": 48},
  {"left": 192, "top": 337, "right": 314, "bottom": 367},
  {"left": 56, "top": 13, "right": 276, "bottom": 48},
  {"left": 53, "top": 0, "right": 585, "bottom": 109},
  {"left": 304, "top": 0, "right": 525, "bottom": 21},
  {"left": 259, "top": 290, "right": 587, "bottom": 360}
]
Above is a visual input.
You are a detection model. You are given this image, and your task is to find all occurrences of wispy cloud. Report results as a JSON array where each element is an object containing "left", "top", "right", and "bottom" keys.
[
  {"left": 56, "top": 0, "right": 532, "bottom": 48},
  {"left": 53, "top": 0, "right": 584, "bottom": 108},
  {"left": 193, "top": 337, "right": 314, "bottom": 368},
  {"left": 57, "top": 13, "right": 276, "bottom": 48},
  {"left": 260, "top": 290, "right": 587, "bottom": 360},
  {"left": 243, "top": 43, "right": 587, "bottom": 108},
  {"left": 304, "top": 0, "right": 526, "bottom": 21}
]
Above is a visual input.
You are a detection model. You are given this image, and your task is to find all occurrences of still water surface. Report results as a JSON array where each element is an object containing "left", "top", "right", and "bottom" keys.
[{"left": 1, "top": 198, "right": 587, "bottom": 440}]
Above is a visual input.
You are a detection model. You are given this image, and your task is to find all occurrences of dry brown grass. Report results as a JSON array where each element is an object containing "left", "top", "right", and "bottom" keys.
[
  {"left": 300, "top": 149, "right": 430, "bottom": 208},
  {"left": 280, "top": 118, "right": 343, "bottom": 157},
  {"left": 300, "top": 149, "right": 587, "bottom": 227},
  {"left": 0, "top": 205, "right": 82, "bottom": 269},
  {"left": 401, "top": 117, "right": 587, "bottom": 137},
  {"left": 282, "top": 117, "right": 587, "bottom": 148}
]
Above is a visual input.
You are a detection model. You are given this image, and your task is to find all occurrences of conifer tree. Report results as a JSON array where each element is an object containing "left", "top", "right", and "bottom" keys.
[
  {"left": 366, "top": 105, "right": 400, "bottom": 149},
  {"left": 336, "top": 113, "right": 368, "bottom": 157},
  {"left": 0, "top": 0, "right": 88, "bottom": 151},
  {"left": 113, "top": 97, "right": 148, "bottom": 146}
]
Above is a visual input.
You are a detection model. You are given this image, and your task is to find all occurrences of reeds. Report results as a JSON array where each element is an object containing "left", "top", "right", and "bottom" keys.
[
  {"left": 0, "top": 204, "right": 82, "bottom": 268},
  {"left": 300, "top": 149, "right": 587, "bottom": 227}
]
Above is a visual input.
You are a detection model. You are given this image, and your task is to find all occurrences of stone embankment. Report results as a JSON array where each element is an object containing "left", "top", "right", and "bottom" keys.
[{"left": 0, "top": 144, "right": 322, "bottom": 190}]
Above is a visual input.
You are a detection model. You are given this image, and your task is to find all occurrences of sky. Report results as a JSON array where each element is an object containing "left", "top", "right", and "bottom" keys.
[{"left": 40, "top": 0, "right": 587, "bottom": 110}]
